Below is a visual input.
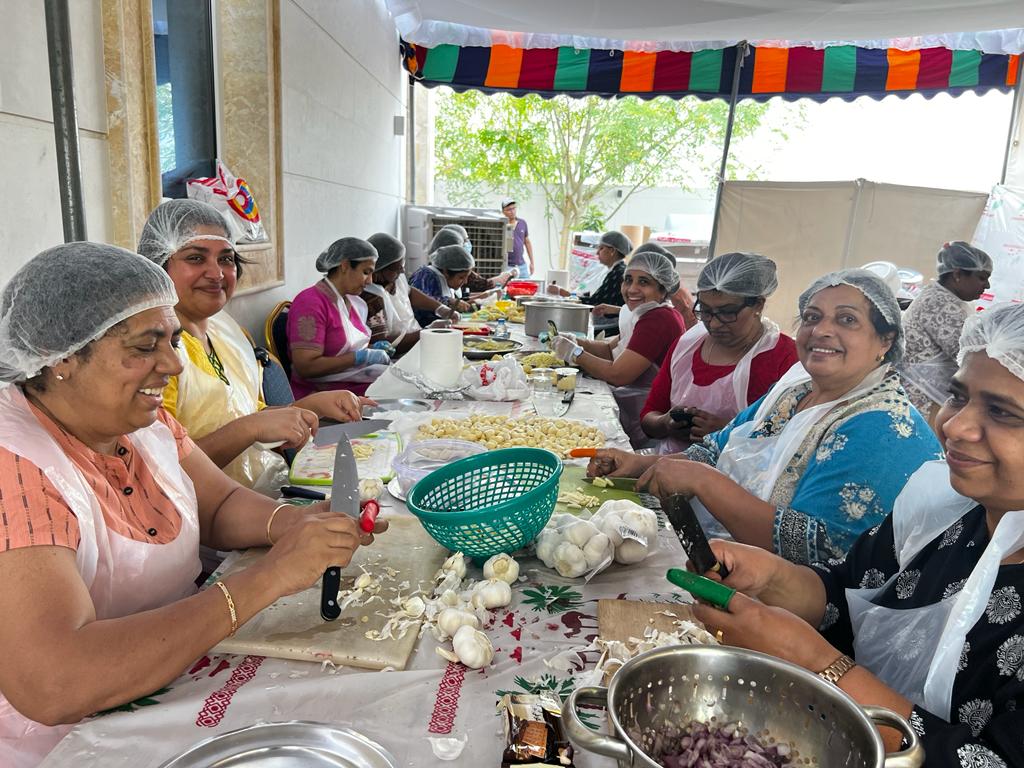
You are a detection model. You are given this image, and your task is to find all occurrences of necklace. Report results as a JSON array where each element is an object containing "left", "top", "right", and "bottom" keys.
[{"left": 206, "top": 340, "right": 231, "bottom": 386}]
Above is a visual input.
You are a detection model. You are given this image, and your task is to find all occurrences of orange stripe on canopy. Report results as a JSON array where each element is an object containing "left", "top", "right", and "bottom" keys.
[
  {"left": 620, "top": 51, "right": 657, "bottom": 92},
  {"left": 1008, "top": 55, "right": 1020, "bottom": 87},
  {"left": 886, "top": 49, "right": 921, "bottom": 90},
  {"left": 751, "top": 48, "right": 788, "bottom": 93},
  {"left": 485, "top": 45, "right": 524, "bottom": 88}
]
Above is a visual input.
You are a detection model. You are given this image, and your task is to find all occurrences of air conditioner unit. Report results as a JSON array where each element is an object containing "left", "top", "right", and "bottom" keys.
[{"left": 404, "top": 205, "right": 512, "bottom": 277}]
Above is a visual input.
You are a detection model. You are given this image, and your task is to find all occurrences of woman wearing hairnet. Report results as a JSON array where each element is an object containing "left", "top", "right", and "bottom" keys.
[
  {"left": 589, "top": 269, "right": 941, "bottom": 564},
  {"left": 690, "top": 303, "right": 1024, "bottom": 767},
  {"left": 138, "top": 201, "right": 368, "bottom": 496},
  {"left": 640, "top": 253, "right": 798, "bottom": 453},
  {"left": 552, "top": 250, "right": 686, "bottom": 447},
  {"left": 0, "top": 244, "right": 386, "bottom": 767},
  {"left": 287, "top": 237, "right": 393, "bottom": 399},
  {"left": 899, "top": 241, "right": 992, "bottom": 425},
  {"left": 428, "top": 225, "right": 516, "bottom": 303},
  {"left": 409, "top": 244, "right": 476, "bottom": 326},
  {"left": 547, "top": 232, "right": 632, "bottom": 322}
]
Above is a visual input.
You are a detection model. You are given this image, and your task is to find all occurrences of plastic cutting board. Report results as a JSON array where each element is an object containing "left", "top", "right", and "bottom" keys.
[
  {"left": 555, "top": 464, "right": 641, "bottom": 515},
  {"left": 288, "top": 432, "right": 402, "bottom": 486}
]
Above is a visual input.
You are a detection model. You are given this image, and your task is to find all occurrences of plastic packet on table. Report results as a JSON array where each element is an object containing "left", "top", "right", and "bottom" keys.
[
  {"left": 391, "top": 439, "right": 486, "bottom": 496},
  {"left": 459, "top": 357, "right": 530, "bottom": 401},
  {"left": 534, "top": 513, "right": 615, "bottom": 581}
]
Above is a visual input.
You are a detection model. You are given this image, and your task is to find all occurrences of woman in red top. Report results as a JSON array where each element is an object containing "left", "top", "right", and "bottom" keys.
[{"left": 641, "top": 252, "right": 798, "bottom": 453}]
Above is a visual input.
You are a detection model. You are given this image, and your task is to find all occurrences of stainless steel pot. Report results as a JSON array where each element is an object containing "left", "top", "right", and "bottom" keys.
[
  {"left": 523, "top": 301, "right": 591, "bottom": 338},
  {"left": 564, "top": 645, "right": 923, "bottom": 768}
]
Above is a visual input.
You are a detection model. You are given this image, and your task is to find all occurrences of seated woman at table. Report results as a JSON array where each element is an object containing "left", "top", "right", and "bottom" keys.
[
  {"left": 640, "top": 252, "right": 798, "bottom": 453},
  {"left": 360, "top": 232, "right": 422, "bottom": 356},
  {"left": 409, "top": 244, "right": 476, "bottom": 327},
  {"left": 548, "top": 231, "right": 632, "bottom": 329},
  {"left": 288, "top": 237, "right": 392, "bottom": 400},
  {"left": 0, "top": 243, "right": 386, "bottom": 768},
  {"left": 692, "top": 302, "right": 1024, "bottom": 766},
  {"left": 553, "top": 250, "right": 685, "bottom": 448},
  {"left": 429, "top": 225, "right": 515, "bottom": 303},
  {"left": 590, "top": 269, "right": 942, "bottom": 564},
  {"left": 138, "top": 200, "right": 367, "bottom": 496}
]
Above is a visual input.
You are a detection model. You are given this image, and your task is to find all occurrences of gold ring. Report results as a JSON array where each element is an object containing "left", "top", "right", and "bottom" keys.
[{"left": 715, "top": 629, "right": 724, "bottom": 644}]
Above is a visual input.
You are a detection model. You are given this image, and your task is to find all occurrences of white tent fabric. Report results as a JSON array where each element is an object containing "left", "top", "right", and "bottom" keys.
[{"left": 386, "top": 0, "right": 1024, "bottom": 54}]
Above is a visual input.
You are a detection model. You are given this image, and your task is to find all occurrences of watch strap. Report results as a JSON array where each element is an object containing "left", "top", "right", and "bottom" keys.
[{"left": 817, "top": 654, "right": 856, "bottom": 685}]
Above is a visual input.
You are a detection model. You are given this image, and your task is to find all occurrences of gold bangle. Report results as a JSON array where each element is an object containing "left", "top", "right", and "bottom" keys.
[
  {"left": 817, "top": 654, "right": 856, "bottom": 686},
  {"left": 266, "top": 503, "right": 291, "bottom": 546},
  {"left": 215, "top": 581, "right": 238, "bottom": 637}
]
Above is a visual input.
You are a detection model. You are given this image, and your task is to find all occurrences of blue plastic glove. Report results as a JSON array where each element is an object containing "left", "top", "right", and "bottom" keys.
[
  {"left": 371, "top": 340, "right": 396, "bottom": 357},
  {"left": 355, "top": 348, "right": 391, "bottom": 366}
]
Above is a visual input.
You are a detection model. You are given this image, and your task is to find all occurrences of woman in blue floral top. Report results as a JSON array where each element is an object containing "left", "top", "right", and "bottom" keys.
[
  {"left": 589, "top": 268, "right": 941, "bottom": 564},
  {"left": 689, "top": 302, "right": 1024, "bottom": 768}
]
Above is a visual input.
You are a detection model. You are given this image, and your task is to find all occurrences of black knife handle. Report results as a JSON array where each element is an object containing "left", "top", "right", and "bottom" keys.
[
  {"left": 280, "top": 485, "right": 327, "bottom": 500},
  {"left": 321, "top": 567, "right": 342, "bottom": 621},
  {"left": 663, "top": 494, "right": 729, "bottom": 579}
]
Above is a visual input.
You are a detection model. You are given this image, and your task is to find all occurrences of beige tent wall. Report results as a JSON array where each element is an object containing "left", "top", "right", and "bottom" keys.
[{"left": 714, "top": 180, "right": 988, "bottom": 326}]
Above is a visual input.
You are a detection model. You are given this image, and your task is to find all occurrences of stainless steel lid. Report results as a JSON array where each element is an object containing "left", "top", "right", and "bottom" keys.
[{"left": 158, "top": 721, "right": 398, "bottom": 767}]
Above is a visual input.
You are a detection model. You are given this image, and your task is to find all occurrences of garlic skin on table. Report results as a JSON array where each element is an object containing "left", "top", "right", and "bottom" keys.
[
  {"left": 436, "top": 624, "right": 494, "bottom": 669},
  {"left": 471, "top": 578, "right": 512, "bottom": 610},
  {"left": 482, "top": 553, "right": 520, "bottom": 584}
]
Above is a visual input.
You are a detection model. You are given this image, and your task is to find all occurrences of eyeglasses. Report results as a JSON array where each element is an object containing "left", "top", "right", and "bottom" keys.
[{"left": 694, "top": 298, "right": 756, "bottom": 324}]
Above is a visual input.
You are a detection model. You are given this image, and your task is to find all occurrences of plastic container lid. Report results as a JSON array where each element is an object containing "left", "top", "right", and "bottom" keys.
[{"left": 391, "top": 439, "right": 487, "bottom": 496}]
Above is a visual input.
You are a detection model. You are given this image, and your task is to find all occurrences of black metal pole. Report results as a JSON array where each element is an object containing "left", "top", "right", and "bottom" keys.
[
  {"left": 1001, "top": 54, "right": 1024, "bottom": 185},
  {"left": 707, "top": 41, "right": 748, "bottom": 260},
  {"left": 44, "top": 0, "right": 87, "bottom": 242}
]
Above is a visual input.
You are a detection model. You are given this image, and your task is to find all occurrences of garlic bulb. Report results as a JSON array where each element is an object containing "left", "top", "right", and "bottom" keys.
[
  {"left": 582, "top": 532, "right": 613, "bottom": 569},
  {"left": 553, "top": 542, "right": 588, "bottom": 578},
  {"left": 438, "top": 589, "right": 462, "bottom": 607},
  {"left": 358, "top": 477, "right": 384, "bottom": 502},
  {"left": 471, "top": 579, "right": 512, "bottom": 609},
  {"left": 614, "top": 538, "right": 649, "bottom": 565},
  {"left": 564, "top": 519, "right": 599, "bottom": 548},
  {"left": 534, "top": 528, "right": 561, "bottom": 568},
  {"left": 439, "top": 552, "right": 467, "bottom": 579},
  {"left": 450, "top": 624, "right": 494, "bottom": 669},
  {"left": 436, "top": 607, "right": 480, "bottom": 638},
  {"left": 482, "top": 553, "right": 520, "bottom": 584}
]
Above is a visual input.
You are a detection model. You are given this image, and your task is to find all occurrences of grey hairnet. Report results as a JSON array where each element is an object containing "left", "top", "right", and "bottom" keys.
[
  {"left": 799, "top": 268, "right": 904, "bottom": 364},
  {"left": 698, "top": 252, "right": 779, "bottom": 298},
  {"left": 137, "top": 199, "right": 233, "bottom": 266},
  {"left": 440, "top": 224, "right": 468, "bottom": 241},
  {"left": 958, "top": 302, "right": 1024, "bottom": 383},
  {"left": 599, "top": 231, "right": 633, "bottom": 258},
  {"left": 937, "top": 241, "right": 993, "bottom": 276},
  {"left": 626, "top": 250, "right": 680, "bottom": 295},
  {"left": 431, "top": 244, "right": 475, "bottom": 272},
  {"left": 633, "top": 241, "right": 671, "bottom": 258},
  {"left": 0, "top": 243, "right": 178, "bottom": 382},
  {"left": 315, "top": 238, "right": 378, "bottom": 273},
  {"left": 367, "top": 233, "right": 406, "bottom": 271},
  {"left": 428, "top": 228, "right": 464, "bottom": 252}
]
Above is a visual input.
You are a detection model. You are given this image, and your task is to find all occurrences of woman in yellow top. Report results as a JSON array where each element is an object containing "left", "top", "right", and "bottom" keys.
[{"left": 138, "top": 200, "right": 368, "bottom": 495}]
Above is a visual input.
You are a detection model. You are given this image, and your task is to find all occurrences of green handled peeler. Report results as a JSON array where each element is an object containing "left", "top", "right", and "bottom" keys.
[{"left": 666, "top": 568, "right": 736, "bottom": 609}]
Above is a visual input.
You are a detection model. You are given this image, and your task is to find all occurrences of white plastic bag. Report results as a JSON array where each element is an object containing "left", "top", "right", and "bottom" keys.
[
  {"left": 186, "top": 160, "right": 268, "bottom": 243},
  {"left": 589, "top": 500, "right": 660, "bottom": 565},
  {"left": 459, "top": 357, "right": 530, "bottom": 401}
]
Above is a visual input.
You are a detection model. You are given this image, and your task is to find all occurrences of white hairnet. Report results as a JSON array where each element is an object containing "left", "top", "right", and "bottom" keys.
[
  {"left": 367, "top": 233, "right": 406, "bottom": 271},
  {"left": 0, "top": 243, "right": 178, "bottom": 382},
  {"left": 431, "top": 244, "right": 475, "bottom": 272},
  {"left": 440, "top": 224, "right": 468, "bottom": 241},
  {"left": 137, "top": 199, "right": 234, "bottom": 266},
  {"left": 633, "top": 241, "right": 671, "bottom": 258},
  {"left": 959, "top": 302, "right": 1024, "bottom": 382},
  {"left": 429, "top": 228, "right": 464, "bottom": 252},
  {"left": 937, "top": 241, "right": 993, "bottom": 276},
  {"left": 799, "top": 268, "right": 904, "bottom": 364},
  {"left": 627, "top": 250, "right": 680, "bottom": 294},
  {"left": 698, "top": 252, "right": 779, "bottom": 298},
  {"left": 599, "top": 231, "right": 633, "bottom": 258},
  {"left": 316, "top": 238, "right": 378, "bottom": 273}
]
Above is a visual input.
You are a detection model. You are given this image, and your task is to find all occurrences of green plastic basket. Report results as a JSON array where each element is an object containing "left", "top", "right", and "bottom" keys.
[{"left": 406, "top": 447, "right": 562, "bottom": 559}]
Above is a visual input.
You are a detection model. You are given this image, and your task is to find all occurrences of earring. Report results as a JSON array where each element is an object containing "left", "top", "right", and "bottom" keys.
[
  {"left": 876, "top": 354, "right": 884, "bottom": 362},
  {"left": 55, "top": 374, "right": 65, "bottom": 381}
]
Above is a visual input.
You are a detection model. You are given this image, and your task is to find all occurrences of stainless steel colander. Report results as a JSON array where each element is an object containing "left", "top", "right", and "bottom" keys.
[{"left": 565, "top": 645, "right": 923, "bottom": 768}]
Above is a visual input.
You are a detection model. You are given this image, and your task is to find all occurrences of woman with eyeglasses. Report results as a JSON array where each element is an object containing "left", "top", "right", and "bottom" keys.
[
  {"left": 640, "top": 253, "right": 798, "bottom": 453},
  {"left": 590, "top": 269, "right": 942, "bottom": 564}
]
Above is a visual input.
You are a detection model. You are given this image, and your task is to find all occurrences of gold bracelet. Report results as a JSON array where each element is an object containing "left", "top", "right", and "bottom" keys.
[
  {"left": 817, "top": 654, "right": 856, "bottom": 686},
  {"left": 266, "top": 503, "right": 292, "bottom": 546},
  {"left": 215, "top": 581, "right": 238, "bottom": 637}
]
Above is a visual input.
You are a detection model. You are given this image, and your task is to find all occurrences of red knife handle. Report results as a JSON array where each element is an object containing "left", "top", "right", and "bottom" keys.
[{"left": 359, "top": 500, "right": 380, "bottom": 533}]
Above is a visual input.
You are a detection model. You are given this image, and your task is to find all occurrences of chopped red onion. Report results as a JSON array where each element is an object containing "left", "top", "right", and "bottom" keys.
[{"left": 628, "top": 719, "right": 794, "bottom": 768}]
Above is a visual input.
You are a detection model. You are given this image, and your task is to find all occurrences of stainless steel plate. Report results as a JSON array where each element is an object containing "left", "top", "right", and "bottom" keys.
[
  {"left": 158, "top": 721, "right": 398, "bottom": 768},
  {"left": 362, "top": 398, "right": 434, "bottom": 416},
  {"left": 463, "top": 338, "right": 523, "bottom": 360}
]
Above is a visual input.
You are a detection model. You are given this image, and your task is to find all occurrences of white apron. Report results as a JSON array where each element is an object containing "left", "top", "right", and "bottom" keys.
[
  {"left": 847, "top": 460, "right": 1024, "bottom": 719},
  {"left": 308, "top": 284, "right": 386, "bottom": 386},
  {"left": 363, "top": 282, "right": 401, "bottom": 336},
  {"left": 612, "top": 301, "right": 672, "bottom": 447},
  {"left": 0, "top": 385, "right": 201, "bottom": 768},
  {"left": 390, "top": 274, "right": 420, "bottom": 334},
  {"left": 660, "top": 320, "right": 782, "bottom": 454},
  {"left": 176, "top": 312, "right": 287, "bottom": 497},
  {"left": 691, "top": 363, "right": 891, "bottom": 540},
  {"left": 612, "top": 300, "right": 669, "bottom": 360}
]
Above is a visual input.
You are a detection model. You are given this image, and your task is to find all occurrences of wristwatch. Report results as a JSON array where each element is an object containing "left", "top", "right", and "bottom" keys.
[{"left": 817, "top": 654, "right": 856, "bottom": 685}]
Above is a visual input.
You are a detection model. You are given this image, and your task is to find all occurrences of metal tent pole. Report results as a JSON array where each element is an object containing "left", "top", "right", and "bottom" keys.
[
  {"left": 1001, "top": 54, "right": 1024, "bottom": 185},
  {"left": 44, "top": 0, "right": 86, "bottom": 242},
  {"left": 707, "top": 41, "right": 748, "bottom": 261}
]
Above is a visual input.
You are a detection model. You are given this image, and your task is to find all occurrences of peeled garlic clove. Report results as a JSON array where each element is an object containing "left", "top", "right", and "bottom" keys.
[
  {"left": 451, "top": 624, "right": 494, "bottom": 669},
  {"left": 482, "top": 553, "right": 520, "bottom": 584},
  {"left": 471, "top": 579, "right": 512, "bottom": 609},
  {"left": 435, "top": 646, "right": 460, "bottom": 663}
]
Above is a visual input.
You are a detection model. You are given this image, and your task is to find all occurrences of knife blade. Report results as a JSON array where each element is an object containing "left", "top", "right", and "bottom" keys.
[
  {"left": 321, "top": 434, "right": 361, "bottom": 621},
  {"left": 581, "top": 476, "right": 639, "bottom": 492},
  {"left": 313, "top": 419, "right": 391, "bottom": 447},
  {"left": 662, "top": 494, "right": 729, "bottom": 578}
]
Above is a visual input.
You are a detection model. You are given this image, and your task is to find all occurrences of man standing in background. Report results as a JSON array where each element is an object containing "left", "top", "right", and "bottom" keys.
[{"left": 501, "top": 198, "right": 534, "bottom": 278}]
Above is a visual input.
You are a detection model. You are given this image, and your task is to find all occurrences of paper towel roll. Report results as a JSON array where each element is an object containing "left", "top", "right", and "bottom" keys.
[
  {"left": 547, "top": 269, "right": 569, "bottom": 289},
  {"left": 419, "top": 328, "right": 464, "bottom": 387}
]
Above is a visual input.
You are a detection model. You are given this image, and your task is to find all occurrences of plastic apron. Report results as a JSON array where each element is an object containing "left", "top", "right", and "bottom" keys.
[
  {"left": 389, "top": 274, "right": 420, "bottom": 334},
  {"left": 363, "top": 282, "right": 401, "bottom": 336},
  {"left": 846, "top": 460, "right": 1024, "bottom": 719},
  {"left": 175, "top": 312, "right": 287, "bottom": 497},
  {"left": 660, "top": 320, "right": 781, "bottom": 455},
  {"left": 691, "top": 363, "right": 891, "bottom": 540},
  {"left": 306, "top": 283, "right": 387, "bottom": 386},
  {"left": 612, "top": 301, "right": 671, "bottom": 447},
  {"left": 0, "top": 385, "right": 200, "bottom": 768}
]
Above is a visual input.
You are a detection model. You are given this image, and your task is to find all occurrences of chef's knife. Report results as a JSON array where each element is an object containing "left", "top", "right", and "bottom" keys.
[
  {"left": 321, "top": 434, "right": 361, "bottom": 621},
  {"left": 313, "top": 419, "right": 391, "bottom": 447},
  {"left": 662, "top": 494, "right": 729, "bottom": 578},
  {"left": 581, "top": 476, "right": 639, "bottom": 492}
]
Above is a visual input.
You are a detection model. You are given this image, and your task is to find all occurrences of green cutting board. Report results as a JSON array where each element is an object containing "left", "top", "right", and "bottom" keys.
[{"left": 555, "top": 464, "right": 641, "bottom": 514}]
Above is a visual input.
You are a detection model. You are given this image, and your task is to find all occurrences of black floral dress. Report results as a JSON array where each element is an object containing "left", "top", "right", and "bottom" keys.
[{"left": 811, "top": 507, "right": 1024, "bottom": 767}]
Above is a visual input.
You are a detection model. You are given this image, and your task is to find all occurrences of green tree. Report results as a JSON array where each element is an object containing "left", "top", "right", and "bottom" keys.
[{"left": 434, "top": 91, "right": 789, "bottom": 267}]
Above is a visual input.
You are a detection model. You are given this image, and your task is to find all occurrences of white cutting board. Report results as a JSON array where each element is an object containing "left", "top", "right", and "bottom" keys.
[{"left": 211, "top": 516, "right": 448, "bottom": 670}]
